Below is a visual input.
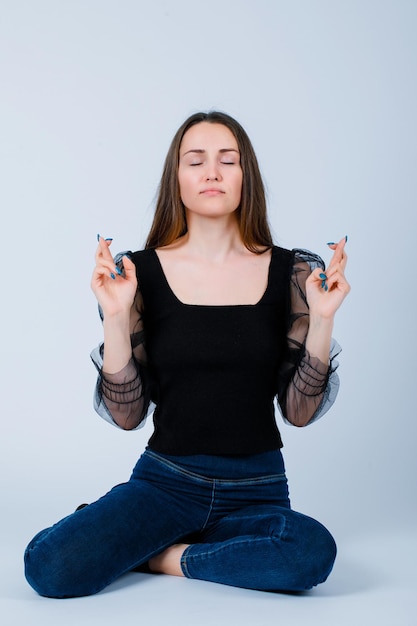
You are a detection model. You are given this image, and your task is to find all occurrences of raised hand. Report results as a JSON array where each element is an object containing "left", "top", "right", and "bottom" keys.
[
  {"left": 91, "top": 236, "right": 138, "bottom": 318},
  {"left": 305, "top": 236, "right": 350, "bottom": 320}
]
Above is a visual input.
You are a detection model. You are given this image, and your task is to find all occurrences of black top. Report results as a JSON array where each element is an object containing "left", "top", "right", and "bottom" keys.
[{"left": 91, "top": 246, "right": 341, "bottom": 455}]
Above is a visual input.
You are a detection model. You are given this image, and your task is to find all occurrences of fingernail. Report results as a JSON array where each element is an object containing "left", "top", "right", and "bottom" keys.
[
  {"left": 110, "top": 272, "right": 116, "bottom": 280},
  {"left": 345, "top": 235, "right": 348, "bottom": 242},
  {"left": 326, "top": 242, "right": 335, "bottom": 246},
  {"left": 105, "top": 238, "right": 113, "bottom": 242},
  {"left": 319, "top": 273, "right": 327, "bottom": 280},
  {"left": 115, "top": 266, "right": 123, "bottom": 276},
  {"left": 97, "top": 233, "right": 101, "bottom": 241}
]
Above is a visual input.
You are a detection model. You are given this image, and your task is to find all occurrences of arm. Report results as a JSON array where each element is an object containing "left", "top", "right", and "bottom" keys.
[
  {"left": 277, "top": 238, "right": 349, "bottom": 426},
  {"left": 90, "top": 239, "right": 151, "bottom": 430}
]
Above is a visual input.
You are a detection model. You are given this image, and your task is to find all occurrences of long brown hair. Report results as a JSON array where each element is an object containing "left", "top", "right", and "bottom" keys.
[{"left": 145, "top": 111, "right": 273, "bottom": 253}]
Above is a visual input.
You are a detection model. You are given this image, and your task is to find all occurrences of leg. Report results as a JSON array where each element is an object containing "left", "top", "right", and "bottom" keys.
[
  {"left": 149, "top": 543, "right": 189, "bottom": 576},
  {"left": 24, "top": 460, "right": 204, "bottom": 598},
  {"left": 180, "top": 505, "right": 337, "bottom": 592}
]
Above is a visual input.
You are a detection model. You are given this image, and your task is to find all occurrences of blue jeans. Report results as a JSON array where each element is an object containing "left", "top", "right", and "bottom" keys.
[{"left": 24, "top": 448, "right": 336, "bottom": 598}]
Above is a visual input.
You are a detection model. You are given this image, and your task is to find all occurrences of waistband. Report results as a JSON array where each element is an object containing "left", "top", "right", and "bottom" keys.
[{"left": 144, "top": 446, "right": 286, "bottom": 480}]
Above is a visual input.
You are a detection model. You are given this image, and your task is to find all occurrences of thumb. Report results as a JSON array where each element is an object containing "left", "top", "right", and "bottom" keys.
[{"left": 121, "top": 254, "right": 137, "bottom": 277}]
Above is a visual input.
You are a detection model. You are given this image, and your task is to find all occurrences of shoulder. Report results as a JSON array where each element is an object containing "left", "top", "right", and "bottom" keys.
[
  {"left": 271, "top": 245, "right": 324, "bottom": 269},
  {"left": 269, "top": 246, "right": 293, "bottom": 279},
  {"left": 112, "top": 249, "right": 158, "bottom": 289},
  {"left": 271, "top": 245, "right": 292, "bottom": 261},
  {"left": 129, "top": 248, "right": 155, "bottom": 264},
  {"left": 128, "top": 249, "right": 157, "bottom": 275},
  {"left": 128, "top": 249, "right": 165, "bottom": 299},
  {"left": 112, "top": 248, "right": 154, "bottom": 264},
  {"left": 291, "top": 248, "right": 325, "bottom": 271},
  {"left": 270, "top": 246, "right": 325, "bottom": 286}
]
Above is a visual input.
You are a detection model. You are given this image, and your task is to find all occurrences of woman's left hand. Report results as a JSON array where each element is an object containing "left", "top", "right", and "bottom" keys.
[{"left": 305, "top": 237, "right": 351, "bottom": 319}]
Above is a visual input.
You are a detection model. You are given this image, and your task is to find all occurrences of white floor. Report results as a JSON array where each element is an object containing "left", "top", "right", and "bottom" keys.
[{"left": 2, "top": 525, "right": 416, "bottom": 626}]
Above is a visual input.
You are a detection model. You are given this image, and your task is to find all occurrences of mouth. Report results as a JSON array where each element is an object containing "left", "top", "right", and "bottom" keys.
[{"left": 200, "top": 189, "right": 225, "bottom": 195}]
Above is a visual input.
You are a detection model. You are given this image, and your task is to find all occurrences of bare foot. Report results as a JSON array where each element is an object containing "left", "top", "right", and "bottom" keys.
[{"left": 148, "top": 543, "right": 190, "bottom": 577}]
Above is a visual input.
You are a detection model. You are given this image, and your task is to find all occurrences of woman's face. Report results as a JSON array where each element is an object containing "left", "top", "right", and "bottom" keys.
[{"left": 178, "top": 122, "right": 243, "bottom": 219}]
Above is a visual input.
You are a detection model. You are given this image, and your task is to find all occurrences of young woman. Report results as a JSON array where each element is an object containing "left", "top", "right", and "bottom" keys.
[{"left": 24, "top": 111, "right": 350, "bottom": 598}]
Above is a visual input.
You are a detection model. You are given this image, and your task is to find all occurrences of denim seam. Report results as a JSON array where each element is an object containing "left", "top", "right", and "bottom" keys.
[
  {"left": 145, "top": 450, "right": 213, "bottom": 484},
  {"left": 144, "top": 450, "right": 286, "bottom": 486},
  {"left": 180, "top": 545, "right": 194, "bottom": 578},
  {"left": 181, "top": 535, "right": 270, "bottom": 578},
  {"left": 201, "top": 480, "right": 216, "bottom": 531}
]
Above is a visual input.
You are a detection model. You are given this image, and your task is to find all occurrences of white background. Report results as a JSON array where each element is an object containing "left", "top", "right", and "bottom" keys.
[{"left": 1, "top": 1, "right": 416, "bottom": 624}]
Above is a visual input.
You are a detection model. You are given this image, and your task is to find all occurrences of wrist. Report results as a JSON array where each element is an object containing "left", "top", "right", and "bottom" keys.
[
  {"left": 102, "top": 308, "right": 131, "bottom": 326},
  {"left": 102, "top": 312, "right": 131, "bottom": 349},
  {"left": 308, "top": 313, "right": 334, "bottom": 333}
]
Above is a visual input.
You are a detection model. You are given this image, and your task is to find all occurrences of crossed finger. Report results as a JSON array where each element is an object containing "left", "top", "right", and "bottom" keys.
[
  {"left": 327, "top": 236, "right": 348, "bottom": 271},
  {"left": 95, "top": 235, "right": 122, "bottom": 280}
]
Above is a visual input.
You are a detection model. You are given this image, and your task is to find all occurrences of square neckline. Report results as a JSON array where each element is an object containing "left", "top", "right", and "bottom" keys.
[{"left": 151, "top": 247, "right": 276, "bottom": 308}]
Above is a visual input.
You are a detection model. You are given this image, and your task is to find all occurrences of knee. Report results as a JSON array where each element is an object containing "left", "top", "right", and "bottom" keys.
[
  {"left": 24, "top": 530, "right": 97, "bottom": 599},
  {"left": 303, "top": 518, "right": 337, "bottom": 588},
  {"left": 270, "top": 512, "right": 337, "bottom": 591},
  {"left": 25, "top": 532, "right": 69, "bottom": 598},
  {"left": 290, "top": 515, "right": 337, "bottom": 590}
]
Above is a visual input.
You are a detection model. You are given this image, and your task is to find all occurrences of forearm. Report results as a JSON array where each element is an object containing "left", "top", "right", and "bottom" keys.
[
  {"left": 99, "top": 311, "right": 148, "bottom": 430},
  {"left": 99, "top": 361, "right": 144, "bottom": 430},
  {"left": 102, "top": 312, "right": 132, "bottom": 374},
  {"left": 284, "top": 315, "right": 336, "bottom": 427},
  {"left": 305, "top": 314, "right": 334, "bottom": 365},
  {"left": 93, "top": 319, "right": 140, "bottom": 431}
]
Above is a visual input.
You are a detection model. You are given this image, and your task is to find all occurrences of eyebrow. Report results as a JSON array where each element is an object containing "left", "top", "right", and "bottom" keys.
[{"left": 181, "top": 148, "right": 240, "bottom": 156}]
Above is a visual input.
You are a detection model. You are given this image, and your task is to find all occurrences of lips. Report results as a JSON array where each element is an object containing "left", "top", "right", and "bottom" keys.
[{"left": 200, "top": 188, "right": 225, "bottom": 195}]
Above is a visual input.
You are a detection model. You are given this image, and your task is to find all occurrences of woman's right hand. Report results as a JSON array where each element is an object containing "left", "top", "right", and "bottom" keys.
[{"left": 91, "top": 236, "right": 138, "bottom": 318}]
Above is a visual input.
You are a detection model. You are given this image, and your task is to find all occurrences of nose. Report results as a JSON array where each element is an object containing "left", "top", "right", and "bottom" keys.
[{"left": 205, "top": 161, "right": 222, "bottom": 181}]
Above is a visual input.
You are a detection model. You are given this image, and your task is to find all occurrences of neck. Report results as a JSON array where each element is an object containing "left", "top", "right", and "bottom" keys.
[{"left": 182, "top": 212, "right": 245, "bottom": 261}]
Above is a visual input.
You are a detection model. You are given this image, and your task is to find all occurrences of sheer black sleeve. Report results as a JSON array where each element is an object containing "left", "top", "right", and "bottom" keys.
[
  {"left": 90, "top": 252, "right": 154, "bottom": 430},
  {"left": 276, "top": 249, "right": 341, "bottom": 427}
]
